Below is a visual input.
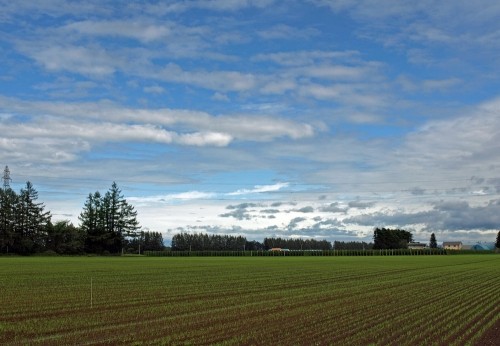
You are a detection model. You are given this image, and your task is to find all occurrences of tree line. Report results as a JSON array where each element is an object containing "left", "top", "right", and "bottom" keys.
[
  {"left": 171, "top": 233, "right": 247, "bottom": 251},
  {"left": 0, "top": 168, "right": 162, "bottom": 255},
  {"left": 170, "top": 234, "right": 336, "bottom": 251},
  {"left": 333, "top": 241, "right": 373, "bottom": 250},
  {"left": 263, "top": 237, "right": 332, "bottom": 250}
]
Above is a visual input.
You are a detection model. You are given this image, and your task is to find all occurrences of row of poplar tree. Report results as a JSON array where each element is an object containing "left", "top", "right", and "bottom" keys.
[
  {"left": 0, "top": 179, "right": 163, "bottom": 255},
  {"left": 171, "top": 233, "right": 335, "bottom": 251}
]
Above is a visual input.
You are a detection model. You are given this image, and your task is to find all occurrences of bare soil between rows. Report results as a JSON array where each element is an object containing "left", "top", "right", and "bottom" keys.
[{"left": 474, "top": 318, "right": 500, "bottom": 345}]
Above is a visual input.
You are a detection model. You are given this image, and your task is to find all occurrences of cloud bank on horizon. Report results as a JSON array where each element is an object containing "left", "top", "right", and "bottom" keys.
[{"left": 1, "top": 0, "right": 500, "bottom": 244}]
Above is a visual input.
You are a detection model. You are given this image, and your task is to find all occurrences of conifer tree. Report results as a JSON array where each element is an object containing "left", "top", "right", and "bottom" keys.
[
  {"left": 496, "top": 230, "right": 500, "bottom": 250},
  {"left": 80, "top": 182, "right": 139, "bottom": 254},
  {"left": 0, "top": 187, "right": 18, "bottom": 253},
  {"left": 14, "top": 182, "right": 51, "bottom": 254},
  {"left": 429, "top": 233, "right": 438, "bottom": 249},
  {"left": 80, "top": 191, "right": 106, "bottom": 253}
]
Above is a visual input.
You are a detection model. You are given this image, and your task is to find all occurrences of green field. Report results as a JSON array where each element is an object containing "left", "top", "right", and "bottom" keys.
[{"left": 0, "top": 255, "right": 498, "bottom": 345}]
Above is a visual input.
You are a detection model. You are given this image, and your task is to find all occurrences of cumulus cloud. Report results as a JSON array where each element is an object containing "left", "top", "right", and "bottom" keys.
[
  {"left": 219, "top": 203, "right": 260, "bottom": 220},
  {"left": 343, "top": 199, "right": 500, "bottom": 234},
  {"left": 261, "top": 209, "right": 280, "bottom": 214},
  {"left": 295, "top": 206, "right": 315, "bottom": 213},
  {"left": 319, "top": 202, "right": 347, "bottom": 213},
  {"left": 348, "top": 201, "right": 375, "bottom": 209},
  {"left": 287, "top": 217, "right": 307, "bottom": 229}
]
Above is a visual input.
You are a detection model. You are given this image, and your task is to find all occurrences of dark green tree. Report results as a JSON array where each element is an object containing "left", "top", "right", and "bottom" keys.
[
  {"left": 0, "top": 187, "right": 18, "bottom": 253},
  {"left": 496, "top": 230, "right": 500, "bottom": 249},
  {"left": 245, "top": 240, "right": 264, "bottom": 251},
  {"left": 13, "top": 182, "right": 51, "bottom": 254},
  {"left": 80, "top": 191, "right": 106, "bottom": 253},
  {"left": 171, "top": 232, "right": 247, "bottom": 251},
  {"left": 45, "top": 220, "right": 85, "bottom": 254},
  {"left": 141, "top": 231, "right": 164, "bottom": 251},
  {"left": 104, "top": 182, "right": 140, "bottom": 252},
  {"left": 263, "top": 237, "right": 332, "bottom": 250},
  {"left": 333, "top": 241, "right": 373, "bottom": 250},
  {"left": 373, "top": 228, "right": 413, "bottom": 249},
  {"left": 429, "top": 233, "right": 438, "bottom": 249},
  {"left": 79, "top": 183, "right": 140, "bottom": 254}
]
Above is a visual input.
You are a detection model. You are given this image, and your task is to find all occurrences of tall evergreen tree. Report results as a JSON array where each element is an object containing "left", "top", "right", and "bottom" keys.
[
  {"left": 0, "top": 187, "right": 18, "bottom": 253},
  {"left": 429, "top": 233, "right": 438, "bottom": 249},
  {"left": 79, "top": 182, "right": 140, "bottom": 254},
  {"left": 104, "top": 182, "right": 140, "bottom": 252},
  {"left": 13, "top": 182, "right": 51, "bottom": 254},
  {"left": 80, "top": 191, "right": 106, "bottom": 253},
  {"left": 496, "top": 230, "right": 500, "bottom": 249}
]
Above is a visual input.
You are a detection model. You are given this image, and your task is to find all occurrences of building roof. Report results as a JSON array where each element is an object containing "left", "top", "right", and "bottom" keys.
[{"left": 443, "top": 242, "right": 462, "bottom": 246}]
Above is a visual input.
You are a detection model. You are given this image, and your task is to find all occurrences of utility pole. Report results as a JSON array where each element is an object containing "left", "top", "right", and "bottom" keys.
[{"left": 2, "top": 166, "right": 12, "bottom": 190}]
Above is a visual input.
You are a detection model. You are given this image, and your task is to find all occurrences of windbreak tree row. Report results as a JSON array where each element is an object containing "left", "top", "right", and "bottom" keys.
[
  {"left": 171, "top": 232, "right": 247, "bottom": 251},
  {"left": 79, "top": 182, "right": 140, "bottom": 254},
  {"left": 263, "top": 237, "right": 333, "bottom": 250},
  {"left": 0, "top": 182, "right": 51, "bottom": 254},
  {"left": 0, "top": 173, "right": 154, "bottom": 255}
]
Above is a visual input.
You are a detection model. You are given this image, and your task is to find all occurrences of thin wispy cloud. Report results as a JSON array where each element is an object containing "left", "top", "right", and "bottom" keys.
[{"left": 227, "top": 182, "right": 290, "bottom": 196}]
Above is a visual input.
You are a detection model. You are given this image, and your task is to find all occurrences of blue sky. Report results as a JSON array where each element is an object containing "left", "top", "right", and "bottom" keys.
[{"left": 1, "top": 0, "right": 500, "bottom": 244}]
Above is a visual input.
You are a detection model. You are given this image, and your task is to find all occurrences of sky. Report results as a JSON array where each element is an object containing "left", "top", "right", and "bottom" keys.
[{"left": 1, "top": 0, "right": 500, "bottom": 245}]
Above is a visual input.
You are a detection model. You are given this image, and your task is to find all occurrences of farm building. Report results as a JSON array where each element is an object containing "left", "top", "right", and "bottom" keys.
[{"left": 443, "top": 242, "right": 463, "bottom": 250}]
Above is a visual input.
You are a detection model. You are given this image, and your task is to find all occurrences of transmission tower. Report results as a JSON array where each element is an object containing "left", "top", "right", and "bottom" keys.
[{"left": 2, "top": 166, "right": 12, "bottom": 190}]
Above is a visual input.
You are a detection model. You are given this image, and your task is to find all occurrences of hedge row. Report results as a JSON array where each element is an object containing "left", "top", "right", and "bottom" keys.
[{"left": 143, "top": 248, "right": 456, "bottom": 257}]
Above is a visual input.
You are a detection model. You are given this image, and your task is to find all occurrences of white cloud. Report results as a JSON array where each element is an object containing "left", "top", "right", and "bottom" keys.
[
  {"left": 402, "top": 97, "right": 500, "bottom": 171},
  {"left": 130, "top": 191, "right": 217, "bottom": 204},
  {"left": 228, "top": 182, "right": 289, "bottom": 196},
  {"left": 311, "top": 0, "right": 500, "bottom": 55},
  {"left": 21, "top": 44, "right": 119, "bottom": 76},
  {"left": 257, "top": 24, "right": 320, "bottom": 40},
  {"left": 177, "top": 132, "right": 233, "bottom": 147},
  {"left": 0, "top": 96, "right": 315, "bottom": 143},
  {"left": 143, "top": 86, "right": 166, "bottom": 94},
  {"left": 158, "top": 63, "right": 258, "bottom": 92},
  {"left": 252, "top": 50, "right": 360, "bottom": 67},
  {"left": 422, "top": 78, "right": 462, "bottom": 92},
  {"left": 63, "top": 20, "right": 173, "bottom": 42}
]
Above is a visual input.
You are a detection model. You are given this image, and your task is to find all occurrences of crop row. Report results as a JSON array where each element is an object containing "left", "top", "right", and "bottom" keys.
[{"left": 0, "top": 256, "right": 498, "bottom": 344}]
